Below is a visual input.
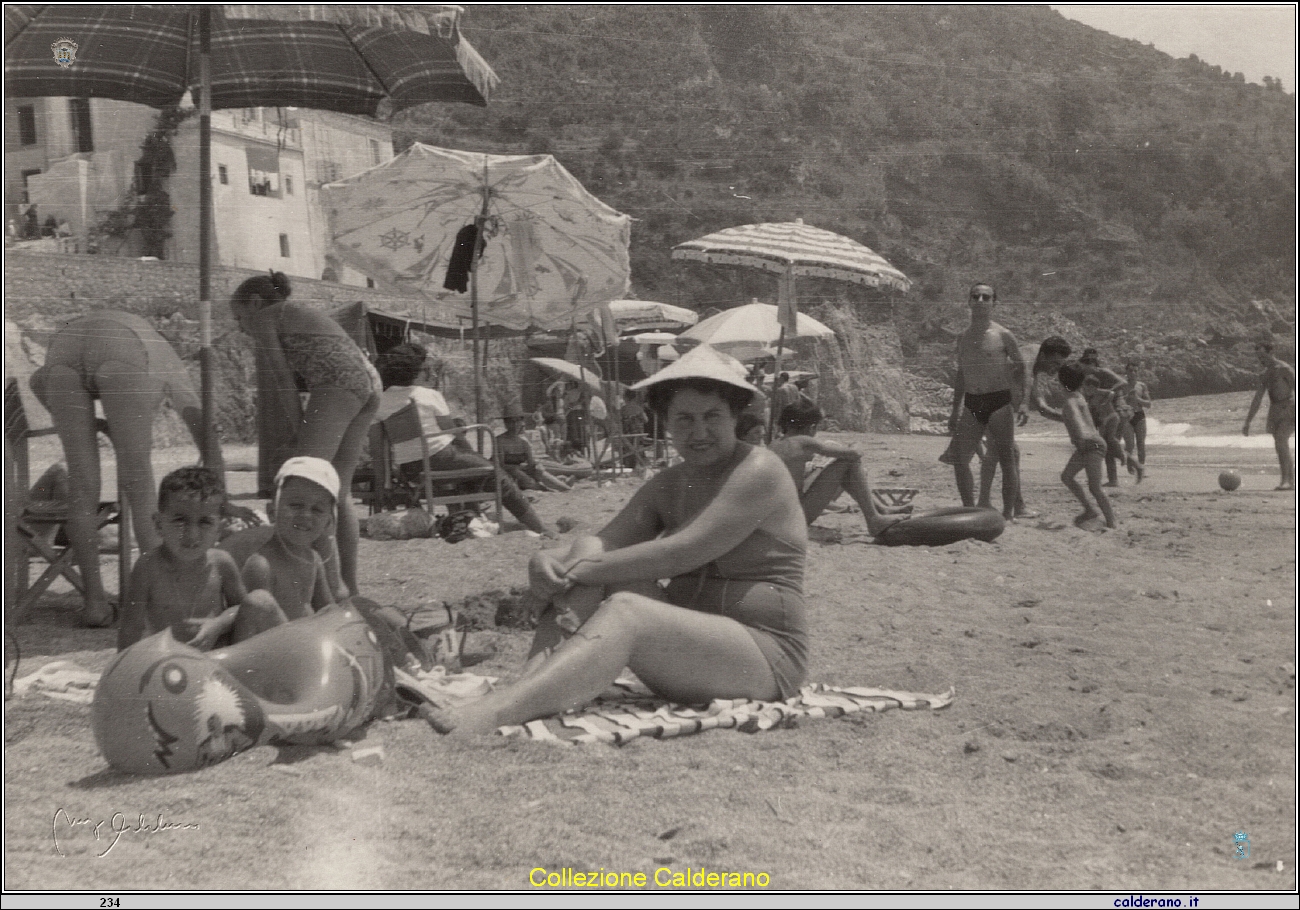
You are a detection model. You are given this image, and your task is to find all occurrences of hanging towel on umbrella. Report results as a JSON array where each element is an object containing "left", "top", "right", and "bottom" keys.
[{"left": 443, "top": 223, "right": 479, "bottom": 293}]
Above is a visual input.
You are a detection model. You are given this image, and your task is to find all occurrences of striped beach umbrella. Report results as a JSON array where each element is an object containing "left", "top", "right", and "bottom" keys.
[
  {"left": 672, "top": 218, "right": 911, "bottom": 295},
  {"left": 674, "top": 218, "right": 907, "bottom": 435}
]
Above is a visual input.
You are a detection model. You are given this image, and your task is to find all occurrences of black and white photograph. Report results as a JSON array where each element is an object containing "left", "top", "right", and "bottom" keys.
[{"left": 3, "top": 4, "right": 1295, "bottom": 901}]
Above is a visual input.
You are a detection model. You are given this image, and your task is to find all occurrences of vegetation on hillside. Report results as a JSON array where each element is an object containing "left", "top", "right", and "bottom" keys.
[{"left": 391, "top": 5, "right": 1294, "bottom": 397}]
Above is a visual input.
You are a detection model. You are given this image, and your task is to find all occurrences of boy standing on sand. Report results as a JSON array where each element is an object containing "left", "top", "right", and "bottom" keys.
[
  {"left": 1243, "top": 341, "right": 1296, "bottom": 491},
  {"left": 1047, "top": 363, "right": 1116, "bottom": 530}
]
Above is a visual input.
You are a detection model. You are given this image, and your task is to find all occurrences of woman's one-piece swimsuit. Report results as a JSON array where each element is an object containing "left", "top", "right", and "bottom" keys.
[
  {"left": 661, "top": 524, "right": 809, "bottom": 701},
  {"left": 44, "top": 310, "right": 191, "bottom": 400},
  {"left": 277, "top": 305, "right": 381, "bottom": 402}
]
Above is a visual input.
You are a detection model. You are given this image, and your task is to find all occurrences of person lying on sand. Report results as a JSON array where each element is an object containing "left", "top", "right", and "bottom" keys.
[{"left": 768, "top": 400, "right": 908, "bottom": 537}]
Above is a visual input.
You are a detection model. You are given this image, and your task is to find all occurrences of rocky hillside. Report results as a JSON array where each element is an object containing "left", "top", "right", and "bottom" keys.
[{"left": 394, "top": 4, "right": 1295, "bottom": 425}]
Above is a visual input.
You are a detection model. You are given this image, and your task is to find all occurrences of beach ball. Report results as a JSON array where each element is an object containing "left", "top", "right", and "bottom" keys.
[{"left": 1219, "top": 471, "right": 1242, "bottom": 491}]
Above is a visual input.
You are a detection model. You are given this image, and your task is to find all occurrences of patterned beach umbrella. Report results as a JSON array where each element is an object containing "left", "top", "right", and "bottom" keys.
[{"left": 323, "top": 144, "right": 632, "bottom": 332}]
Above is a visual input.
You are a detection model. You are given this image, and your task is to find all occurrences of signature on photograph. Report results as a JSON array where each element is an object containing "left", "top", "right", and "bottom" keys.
[{"left": 52, "top": 808, "right": 200, "bottom": 857}]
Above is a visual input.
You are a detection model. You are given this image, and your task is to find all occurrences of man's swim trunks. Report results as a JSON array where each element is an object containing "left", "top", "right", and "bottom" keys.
[
  {"left": 1267, "top": 399, "right": 1295, "bottom": 436},
  {"left": 1076, "top": 437, "right": 1107, "bottom": 459},
  {"left": 964, "top": 389, "right": 1013, "bottom": 426}
]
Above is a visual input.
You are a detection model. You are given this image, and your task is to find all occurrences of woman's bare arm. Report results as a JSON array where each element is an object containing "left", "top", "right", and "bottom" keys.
[{"left": 565, "top": 450, "right": 793, "bottom": 586}]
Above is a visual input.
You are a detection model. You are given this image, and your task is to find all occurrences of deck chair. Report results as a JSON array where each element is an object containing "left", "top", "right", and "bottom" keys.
[
  {"left": 370, "top": 402, "right": 503, "bottom": 528},
  {"left": 5, "top": 378, "right": 131, "bottom": 621}
]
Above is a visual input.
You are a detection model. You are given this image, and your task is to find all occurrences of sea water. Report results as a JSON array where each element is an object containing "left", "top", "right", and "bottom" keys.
[
  {"left": 1141, "top": 416, "right": 1278, "bottom": 449},
  {"left": 1022, "top": 416, "right": 1279, "bottom": 449}
]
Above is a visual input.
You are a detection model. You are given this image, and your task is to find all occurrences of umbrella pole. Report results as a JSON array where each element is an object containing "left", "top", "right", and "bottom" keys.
[
  {"left": 768, "top": 326, "right": 786, "bottom": 442},
  {"left": 470, "top": 161, "right": 489, "bottom": 428},
  {"left": 197, "top": 7, "right": 216, "bottom": 467}
]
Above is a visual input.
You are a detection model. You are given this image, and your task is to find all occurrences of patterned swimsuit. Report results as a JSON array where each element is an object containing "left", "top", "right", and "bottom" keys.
[{"left": 277, "top": 305, "right": 380, "bottom": 402}]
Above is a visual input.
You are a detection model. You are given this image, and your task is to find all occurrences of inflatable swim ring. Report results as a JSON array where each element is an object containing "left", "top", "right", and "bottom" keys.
[
  {"left": 875, "top": 506, "right": 1005, "bottom": 547},
  {"left": 539, "top": 458, "right": 594, "bottom": 479},
  {"left": 91, "top": 607, "right": 391, "bottom": 775}
]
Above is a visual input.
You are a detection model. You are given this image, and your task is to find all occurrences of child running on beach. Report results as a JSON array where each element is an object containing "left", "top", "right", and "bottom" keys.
[
  {"left": 768, "top": 400, "right": 908, "bottom": 537},
  {"left": 117, "top": 467, "right": 249, "bottom": 651},
  {"left": 1050, "top": 363, "right": 1117, "bottom": 530}
]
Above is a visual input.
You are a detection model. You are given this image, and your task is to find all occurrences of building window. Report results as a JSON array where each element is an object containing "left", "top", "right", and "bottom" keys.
[
  {"left": 366, "top": 277, "right": 376, "bottom": 288},
  {"left": 284, "top": 175, "right": 293, "bottom": 195},
  {"left": 218, "top": 165, "right": 228, "bottom": 185},
  {"left": 279, "top": 234, "right": 290, "bottom": 258},
  {"left": 20, "top": 169, "right": 41, "bottom": 204},
  {"left": 68, "top": 98, "right": 94, "bottom": 153},
  {"left": 247, "top": 146, "right": 280, "bottom": 197},
  {"left": 369, "top": 138, "right": 383, "bottom": 166},
  {"left": 17, "top": 105, "right": 37, "bottom": 146}
]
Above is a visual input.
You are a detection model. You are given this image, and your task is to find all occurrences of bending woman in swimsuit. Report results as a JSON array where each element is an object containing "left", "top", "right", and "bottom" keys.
[
  {"left": 29, "top": 311, "right": 226, "bottom": 626},
  {"left": 428, "top": 346, "right": 809, "bottom": 735},
  {"left": 230, "top": 272, "right": 379, "bottom": 599}
]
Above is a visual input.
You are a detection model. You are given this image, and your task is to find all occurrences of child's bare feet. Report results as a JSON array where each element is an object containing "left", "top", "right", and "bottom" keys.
[
  {"left": 1133, "top": 461, "right": 1144, "bottom": 483},
  {"left": 1102, "top": 481, "right": 1119, "bottom": 488},
  {"left": 1072, "top": 510, "right": 1100, "bottom": 528}
]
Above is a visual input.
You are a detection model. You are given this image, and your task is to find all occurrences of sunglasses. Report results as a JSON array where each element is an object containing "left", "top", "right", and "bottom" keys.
[{"left": 970, "top": 293, "right": 993, "bottom": 302}]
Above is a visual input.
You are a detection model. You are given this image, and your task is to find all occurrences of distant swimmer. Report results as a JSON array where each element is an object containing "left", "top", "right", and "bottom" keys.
[{"left": 1243, "top": 340, "right": 1296, "bottom": 491}]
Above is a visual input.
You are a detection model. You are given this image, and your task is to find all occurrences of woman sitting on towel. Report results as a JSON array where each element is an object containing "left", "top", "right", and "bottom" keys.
[{"left": 429, "top": 345, "right": 809, "bottom": 735}]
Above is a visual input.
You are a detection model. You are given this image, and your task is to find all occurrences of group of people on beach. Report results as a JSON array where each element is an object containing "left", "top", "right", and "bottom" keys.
[
  {"left": 943, "top": 280, "right": 1293, "bottom": 529},
  {"left": 948, "top": 282, "right": 1159, "bottom": 530},
  {"left": 16, "top": 272, "right": 1295, "bottom": 738}
]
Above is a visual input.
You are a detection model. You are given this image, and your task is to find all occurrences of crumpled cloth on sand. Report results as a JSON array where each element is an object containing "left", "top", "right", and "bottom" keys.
[
  {"left": 393, "top": 666, "right": 497, "bottom": 707},
  {"left": 11, "top": 660, "right": 100, "bottom": 704},
  {"left": 497, "top": 674, "right": 955, "bottom": 745}
]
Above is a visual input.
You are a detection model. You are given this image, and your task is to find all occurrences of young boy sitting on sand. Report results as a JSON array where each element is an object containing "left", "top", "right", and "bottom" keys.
[
  {"left": 224, "top": 457, "right": 339, "bottom": 640},
  {"left": 117, "top": 466, "right": 250, "bottom": 651},
  {"left": 239, "top": 457, "right": 338, "bottom": 629},
  {"left": 1049, "top": 363, "right": 1117, "bottom": 530},
  {"left": 768, "top": 400, "right": 908, "bottom": 537}
]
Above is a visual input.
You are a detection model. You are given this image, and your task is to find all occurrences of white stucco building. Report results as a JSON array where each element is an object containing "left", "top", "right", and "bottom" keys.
[{"left": 4, "top": 97, "right": 393, "bottom": 286}]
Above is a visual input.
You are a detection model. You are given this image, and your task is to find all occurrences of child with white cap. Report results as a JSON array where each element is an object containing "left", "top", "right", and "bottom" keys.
[{"left": 229, "top": 456, "right": 339, "bottom": 640}]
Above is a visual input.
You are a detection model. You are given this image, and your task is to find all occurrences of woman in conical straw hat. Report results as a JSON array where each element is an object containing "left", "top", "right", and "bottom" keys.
[{"left": 429, "top": 345, "right": 809, "bottom": 734}]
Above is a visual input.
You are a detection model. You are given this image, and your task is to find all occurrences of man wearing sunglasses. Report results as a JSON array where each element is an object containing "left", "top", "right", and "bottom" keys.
[{"left": 947, "top": 282, "right": 1030, "bottom": 520}]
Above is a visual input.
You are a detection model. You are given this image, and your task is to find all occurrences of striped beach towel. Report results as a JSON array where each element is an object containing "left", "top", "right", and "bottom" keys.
[{"left": 497, "top": 676, "right": 954, "bottom": 745}]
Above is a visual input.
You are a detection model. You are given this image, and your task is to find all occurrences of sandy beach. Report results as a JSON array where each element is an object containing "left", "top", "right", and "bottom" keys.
[{"left": 4, "top": 391, "right": 1295, "bottom": 892}]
